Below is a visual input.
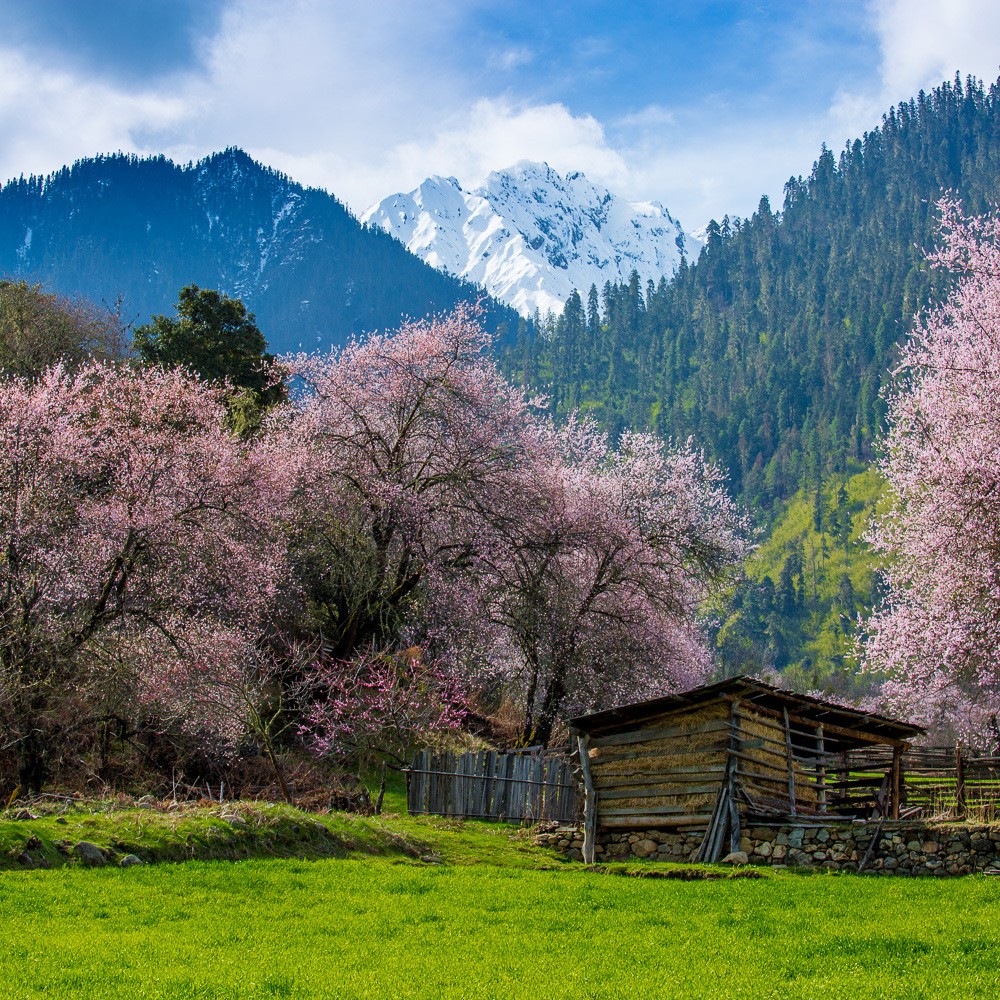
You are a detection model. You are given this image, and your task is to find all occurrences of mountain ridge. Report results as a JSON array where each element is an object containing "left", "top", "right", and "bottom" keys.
[
  {"left": 0, "top": 148, "right": 520, "bottom": 355},
  {"left": 363, "top": 160, "right": 697, "bottom": 316}
]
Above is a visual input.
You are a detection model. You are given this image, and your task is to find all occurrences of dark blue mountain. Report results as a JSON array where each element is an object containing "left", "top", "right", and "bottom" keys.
[{"left": 0, "top": 148, "right": 519, "bottom": 354}]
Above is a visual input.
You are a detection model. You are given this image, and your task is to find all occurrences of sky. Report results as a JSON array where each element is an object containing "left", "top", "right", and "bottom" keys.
[{"left": 0, "top": 0, "right": 998, "bottom": 229}]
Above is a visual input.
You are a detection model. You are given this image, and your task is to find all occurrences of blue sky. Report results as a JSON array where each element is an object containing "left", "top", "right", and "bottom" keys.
[{"left": 0, "top": 0, "right": 997, "bottom": 228}]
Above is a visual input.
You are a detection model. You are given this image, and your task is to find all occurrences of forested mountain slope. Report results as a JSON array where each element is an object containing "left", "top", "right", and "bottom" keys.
[
  {"left": 503, "top": 75, "right": 1000, "bottom": 685},
  {"left": 505, "top": 75, "right": 1000, "bottom": 511},
  {"left": 0, "top": 149, "right": 519, "bottom": 354}
]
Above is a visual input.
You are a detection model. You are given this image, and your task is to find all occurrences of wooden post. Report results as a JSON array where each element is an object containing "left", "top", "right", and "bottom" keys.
[
  {"left": 954, "top": 741, "right": 967, "bottom": 819},
  {"left": 890, "top": 746, "right": 902, "bottom": 820},
  {"left": 728, "top": 700, "right": 742, "bottom": 854},
  {"left": 815, "top": 724, "right": 827, "bottom": 813},
  {"left": 576, "top": 732, "right": 597, "bottom": 864},
  {"left": 783, "top": 706, "right": 797, "bottom": 817}
]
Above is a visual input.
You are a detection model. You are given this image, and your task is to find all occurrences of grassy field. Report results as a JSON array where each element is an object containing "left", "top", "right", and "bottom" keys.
[
  {"left": 3, "top": 784, "right": 1000, "bottom": 999},
  {"left": 4, "top": 856, "right": 1000, "bottom": 999}
]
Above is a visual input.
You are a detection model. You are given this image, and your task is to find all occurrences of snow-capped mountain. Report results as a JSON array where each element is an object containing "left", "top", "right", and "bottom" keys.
[
  {"left": 362, "top": 161, "right": 698, "bottom": 316},
  {"left": 0, "top": 149, "right": 518, "bottom": 354}
]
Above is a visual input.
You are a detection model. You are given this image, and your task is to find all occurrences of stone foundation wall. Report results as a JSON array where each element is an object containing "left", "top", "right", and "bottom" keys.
[{"left": 534, "top": 821, "right": 1000, "bottom": 875}]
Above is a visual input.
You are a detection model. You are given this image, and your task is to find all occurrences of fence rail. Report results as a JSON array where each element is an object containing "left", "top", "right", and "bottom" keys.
[
  {"left": 407, "top": 748, "right": 579, "bottom": 823},
  {"left": 845, "top": 745, "right": 1000, "bottom": 820}
]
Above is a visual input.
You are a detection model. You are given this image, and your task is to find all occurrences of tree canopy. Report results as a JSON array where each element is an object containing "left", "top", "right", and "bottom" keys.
[{"left": 134, "top": 284, "right": 284, "bottom": 406}]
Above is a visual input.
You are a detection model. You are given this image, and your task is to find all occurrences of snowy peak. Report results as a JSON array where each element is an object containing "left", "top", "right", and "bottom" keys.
[{"left": 362, "top": 163, "right": 696, "bottom": 316}]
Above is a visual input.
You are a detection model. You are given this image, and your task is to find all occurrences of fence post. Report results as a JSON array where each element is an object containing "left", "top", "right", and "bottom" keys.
[
  {"left": 954, "top": 741, "right": 967, "bottom": 819},
  {"left": 890, "top": 746, "right": 902, "bottom": 820},
  {"left": 576, "top": 732, "right": 596, "bottom": 865}
]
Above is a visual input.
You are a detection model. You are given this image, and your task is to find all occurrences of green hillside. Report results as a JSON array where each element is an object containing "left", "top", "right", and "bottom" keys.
[
  {"left": 713, "top": 468, "right": 885, "bottom": 697},
  {"left": 502, "top": 74, "right": 1000, "bottom": 691}
]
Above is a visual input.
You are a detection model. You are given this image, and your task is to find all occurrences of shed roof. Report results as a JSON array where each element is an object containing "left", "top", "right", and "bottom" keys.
[{"left": 569, "top": 675, "right": 923, "bottom": 747}]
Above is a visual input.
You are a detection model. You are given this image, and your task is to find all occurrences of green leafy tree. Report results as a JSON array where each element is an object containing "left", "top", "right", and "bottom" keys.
[
  {"left": 134, "top": 285, "right": 284, "bottom": 409},
  {"left": 0, "top": 280, "right": 126, "bottom": 378}
]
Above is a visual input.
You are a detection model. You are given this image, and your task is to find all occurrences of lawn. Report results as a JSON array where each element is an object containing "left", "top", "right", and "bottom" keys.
[{"left": 4, "top": 851, "right": 1000, "bottom": 999}]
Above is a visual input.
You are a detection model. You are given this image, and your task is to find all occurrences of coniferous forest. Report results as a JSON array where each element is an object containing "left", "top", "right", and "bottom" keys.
[{"left": 502, "top": 74, "right": 1000, "bottom": 690}]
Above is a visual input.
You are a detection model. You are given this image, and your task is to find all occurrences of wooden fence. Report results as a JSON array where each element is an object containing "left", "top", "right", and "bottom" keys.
[
  {"left": 407, "top": 747, "right": 580, "bottom": 823},
  {"left": 844, "top": 745, "right": 1000, "bottom": 820}
]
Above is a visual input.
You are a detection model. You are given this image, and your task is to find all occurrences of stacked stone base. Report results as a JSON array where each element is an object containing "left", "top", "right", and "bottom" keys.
[{"left": 534, "top": 821, "right": 1000, "bottom": 875}]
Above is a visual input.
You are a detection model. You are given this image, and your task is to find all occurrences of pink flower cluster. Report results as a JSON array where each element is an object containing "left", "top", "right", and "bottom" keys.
[{"left": 862, "top": 199, "right": 1000, "bottom": 744}]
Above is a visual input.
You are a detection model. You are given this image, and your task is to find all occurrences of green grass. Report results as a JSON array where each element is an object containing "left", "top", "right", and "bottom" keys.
[
  {"left": 3, "top": 859, "right": 1000, "bottom": 998},
  {"left": 4, "top": 776, "right": 999, "bottom": 998}
]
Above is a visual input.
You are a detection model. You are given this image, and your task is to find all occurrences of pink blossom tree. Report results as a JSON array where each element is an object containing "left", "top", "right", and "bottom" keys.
[
  {"left": 0, "top": 363, "right": 292, "bottom": 790},
  {"left": 862, "top": 199, "right": 1000, "bottom": 743},
  {"left": 469, "top": 418, "right": 748, "bottom": 744},
  {"left": 283, "top": 304, "right": 538, "bottom": 660},
  {"left": 279, "top": 307, "right": 747, "bottom": 749},
  {"left": 295, "top": 648, "right": 470, "bottom": 766}
]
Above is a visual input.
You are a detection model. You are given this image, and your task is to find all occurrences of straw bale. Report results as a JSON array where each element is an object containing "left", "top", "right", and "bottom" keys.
[
  {"left": 590, "top": 702, "right": 730, "bottom": 778},
  {"left": 604, "top": 790, "right": 717, "bottom": 812},
  {"left": 738, "top": 713, "right": 818, "bottom": 806}
]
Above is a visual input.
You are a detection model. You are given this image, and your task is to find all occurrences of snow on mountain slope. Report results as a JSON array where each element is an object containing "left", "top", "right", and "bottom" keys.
[{"left": 362, "top": 161, "right": 697, "bottom": 316}]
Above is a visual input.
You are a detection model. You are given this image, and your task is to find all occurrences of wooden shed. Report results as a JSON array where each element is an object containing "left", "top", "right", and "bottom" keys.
[{"left": 569, "top": 676, "right": 924, "bottom": 863}]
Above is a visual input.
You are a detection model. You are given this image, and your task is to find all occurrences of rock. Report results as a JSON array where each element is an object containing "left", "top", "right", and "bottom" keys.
[
  {"left": 816, "top": 829, "right": 830, "bottom": 843},
  {"left": 788, "top": 829, "right": 804, "bottom": 848},
  {"left": 223, "top": 815, "right": 249, "bottom": 830},
  {"left": 54, "top": 817, "right": 67, "bottom": 825},
  {"left": 755, "top": 841, "right": 773, "bottom": 858},
  {"left": 921, "top": 841, "right": 940, "bottom": 854},
  {"left": 720, "top": 851, "right": 749, "bottom": 865},
  {"left": 16, "top": 852, "right": 34, "bottom": 867},
  {"left": 634, "top": 839, "right": 658, "bottom": 858},
  {"left": 73, "top": 841, "right": 107, "bottom": 865},
  {"left": 771, "top": 844, "right": 788, "bottom": 861},
  {"left": 25, "top": 835, "right": 41, "bottom": 850},
  {"left": 119, "top": 854, "right": 143, "bottom": 867},
  {"left": 906, "top": 841, "right": 921, "bottom": 852}
]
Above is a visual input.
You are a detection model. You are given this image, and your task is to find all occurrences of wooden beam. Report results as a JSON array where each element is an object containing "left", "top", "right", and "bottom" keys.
[
  {"left": 816, "top": 724, "right": 827, "bottom": 813},
  {"left": 597, "top": 784, "right": 720, "bottom": 801},
  {"left": 577, "top": 732, "right": 596, "bottom": 864},
  {"left": 590, "top": 717, "right": 731, "bottom": 749},
  {"left": 783, "top": 706, "right": 797, "bottom": 818},
  {"left": 728, "top": 699, "right": 742, "bottom": 855},
  {"left": 954, "top": 742, "right": 967, "bottom": 820},
  {"left": 738, "top": 700, "right": 910, "bottom": 748},
  {"left": 591, "top": 741, "right": 728, "bottom": 765}
]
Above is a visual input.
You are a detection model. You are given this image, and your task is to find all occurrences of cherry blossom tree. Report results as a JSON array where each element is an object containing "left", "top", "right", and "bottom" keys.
[
  {"left": 862, "top": 199, "right": 1000, "bottom": 742},
  {"left": 283, "top": 304, "right": 537, "bottom": 659},
  {"left": 468, "top": 418, "right": 748, "bottom": 744},
  {"left": 0, "top": 363, "right": 292, "bottom": 790},
  {"left": 278, "top": 307, "right": 746, "bottom": 748},
  {"left": 295, "top": 648, "right": 470, "bottom": 766}
]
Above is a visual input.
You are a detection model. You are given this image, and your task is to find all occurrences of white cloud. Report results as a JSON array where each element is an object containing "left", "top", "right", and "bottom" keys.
[
  {"left": 489, "top": 46, "right": 534, "bottom": 71},
  {"left": 874, "top": 0, "right": 1000, "bottom": 99},
  {"left": 0, "top": 47, "right": 186, "bottom": 183}
]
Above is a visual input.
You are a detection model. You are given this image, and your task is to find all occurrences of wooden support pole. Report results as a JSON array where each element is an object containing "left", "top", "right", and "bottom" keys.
[
  {"left": 954, "top": 741, "right": 967, "bottom": 819},
  {"left": 576, "top": 732, "right": 597, "bottom": 864},
  {"left": 728, "top": 699, "right": 742, "bottom": 854},
  {"left": 783, "top": 706, "right": 797, "bottom": 817},
  {"left": 816, "top": 724, "right": 827, "bottom": 813},
  {"left": 890, "top": 745, "right": 902, "bottom": 820}
]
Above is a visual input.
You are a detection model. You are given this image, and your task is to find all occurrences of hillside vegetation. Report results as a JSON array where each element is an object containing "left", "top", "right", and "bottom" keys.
[{"left": 504, "top": 74, "right": 1000, "bottom": 689}]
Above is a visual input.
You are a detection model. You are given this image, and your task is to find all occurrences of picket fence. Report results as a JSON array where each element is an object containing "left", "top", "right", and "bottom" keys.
[{"left": 407, "top": 747, "right": 580, "bottom": 823}]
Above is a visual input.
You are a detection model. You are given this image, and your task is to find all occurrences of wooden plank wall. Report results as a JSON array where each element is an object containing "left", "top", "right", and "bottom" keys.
[
  {"left": 733, "top": 704, "right": 830, "bottom": 818},
  {"left": 407, "top": 748, "right": 580, "bottom": 823},
  {"left": 586, "top": 703, "right": 731, "bottom": 831}
]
